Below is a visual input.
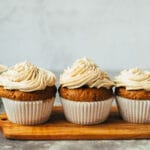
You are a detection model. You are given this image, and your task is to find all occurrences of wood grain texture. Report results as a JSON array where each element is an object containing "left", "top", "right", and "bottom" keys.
[{"left": 0, "top": 106, "right": 150, "bottom": 140}]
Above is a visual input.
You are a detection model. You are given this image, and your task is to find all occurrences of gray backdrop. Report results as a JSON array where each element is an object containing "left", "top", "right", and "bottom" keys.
[{"left": 0, "top": 0, "right": 149, "bottom": 71}]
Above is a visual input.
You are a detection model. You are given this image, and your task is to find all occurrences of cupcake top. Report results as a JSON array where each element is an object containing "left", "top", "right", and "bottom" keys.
[
  {"left": 115, "top": 68, "right": 150, "bottom": 91},
  {"left": 0, "top": 64, "right": 7, "bottom": 73},
  {"left": 60, "top": 57, "right": 114, "bottom": 89},
  {"left": 0, "top": 61, "right": 56, "bottom": 92}
]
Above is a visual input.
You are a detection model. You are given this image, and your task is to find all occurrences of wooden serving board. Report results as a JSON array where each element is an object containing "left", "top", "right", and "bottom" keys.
[{"left": 0, "top": 106, "right": 150, "bottom": 140}]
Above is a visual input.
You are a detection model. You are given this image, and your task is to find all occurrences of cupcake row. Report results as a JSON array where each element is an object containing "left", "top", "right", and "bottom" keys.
[{"left": 0, "top": 58, "right": 149, "bottom": 125}]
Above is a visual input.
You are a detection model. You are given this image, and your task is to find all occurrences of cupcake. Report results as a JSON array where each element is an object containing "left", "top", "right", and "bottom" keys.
[
  {"left": 115, "top": 68, "right": 150, "bottom": 123},
  {"left": 59, "top": 58, "right": 114, "bottom": 125},
  {"left": 0, "top": 62, "right": 56, "bottom": 125}
]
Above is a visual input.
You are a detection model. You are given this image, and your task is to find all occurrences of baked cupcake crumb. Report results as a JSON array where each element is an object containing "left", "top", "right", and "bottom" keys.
[
  {"left": 115, "top": 87, "right": 150, "bottom": 100},
  {"left": 59, "top": 86, "right": 113, "bottom": 101},
  {"left": 0, "top": 86, "right": 57, "bottom": 101}
]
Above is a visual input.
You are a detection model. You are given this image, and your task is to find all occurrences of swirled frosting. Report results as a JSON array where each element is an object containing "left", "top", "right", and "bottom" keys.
[
  {"left": 115, "top": 68, "right": 150, "bottom": 91},
  {"left": 60, "top": 58, "right": 114, "bottom": 89},
  {"left": 0, "top": 65, "right": 7, "bottom": 73},
  {"left": 0, "top": 62, "right": 56, "bottom": 92}
]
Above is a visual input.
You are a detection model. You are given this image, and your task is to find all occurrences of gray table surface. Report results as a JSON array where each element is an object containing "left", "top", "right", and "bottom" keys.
[{"left": 0, "top": 71, "right": 150, "bottom": 150}]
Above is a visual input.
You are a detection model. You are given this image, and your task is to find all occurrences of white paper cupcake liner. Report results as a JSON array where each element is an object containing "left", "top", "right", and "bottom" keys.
[
  {"left": 116, "top": 96, "right": 150, "bottom": 123},
  {"left": 60, "top": 97, "right": 113, "bottom": 125},
  {"left": 2, "top": 97, "right": 55, "bottom": 125}
]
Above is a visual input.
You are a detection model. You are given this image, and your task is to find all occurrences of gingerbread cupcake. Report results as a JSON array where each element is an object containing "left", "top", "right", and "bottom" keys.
[
  {"left": 115, "top": 68, "right": 150, "bottom": 123},
  {"left": 0, "top": 62, "right": 56, "bottom": 125},
  {"left": 59, "top": 58, "right": 114, "bottom": 125}
]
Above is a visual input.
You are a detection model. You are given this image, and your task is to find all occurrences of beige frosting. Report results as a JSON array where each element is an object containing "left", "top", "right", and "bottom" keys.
[
  {"left": 115, "top": 68, "right": 150, "bottom": 91},
  {"left": 0, "top": 62, "right": 56, "bottom": 92},
  {"left": 60, "top": 58, "right": 114, "bottom": 89},
  {"left": 0, "top": 65, "right": 7, "bottom": 73}
]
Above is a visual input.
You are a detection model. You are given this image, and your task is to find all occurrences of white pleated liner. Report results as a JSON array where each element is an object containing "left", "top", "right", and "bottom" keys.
[
  {"left": 2, "top": 98, "right": 55, "bottom": 125},
  {"left": 116, "top": 96, "right": 150, "bottom": 123},
  {"left": 60, "top": 97, "right": 113, "bottom": 125}
]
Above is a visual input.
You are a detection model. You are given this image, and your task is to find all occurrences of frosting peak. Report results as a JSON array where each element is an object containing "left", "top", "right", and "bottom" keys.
[
  {"left": 60, "top": 57, "right": 114, "bottom": 89},
  {"left": 0, "top": 65, "right": 7, "bottom": 73},
  {"left": 115, "top": 68, "right": 150, "bottom": 91},
  {"left": 0, "top": 61, "right": 56, "bottom": 92}
]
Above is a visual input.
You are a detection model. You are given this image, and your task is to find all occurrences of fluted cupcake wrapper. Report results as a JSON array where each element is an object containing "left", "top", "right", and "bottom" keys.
[
  {"left": 2, "top": 98, "right": 55, "bottom": 125},
  {"left": 60, "top": 97, "right": 113, "bottom": 125},
  {"left": 116, "top": 96, "right": 150, "bottom": 123}
]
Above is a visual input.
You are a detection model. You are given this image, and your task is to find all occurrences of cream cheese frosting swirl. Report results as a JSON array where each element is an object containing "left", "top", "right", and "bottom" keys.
[
  {"left": 60, "top": 58, "right": 114, "bottom": 89},
  {"left": 115, "top": 68, "right": 150, "bottom": 91},
  {"left": 0, "top": 65, "right": 7, "bottom": 73},
  {"left": 0, "top": 62, "right": 56, "bottom": 92}
]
